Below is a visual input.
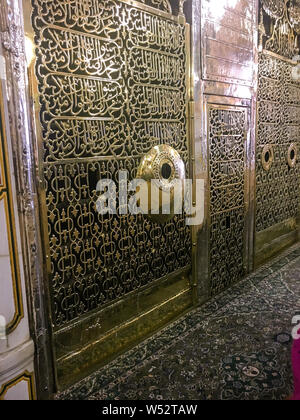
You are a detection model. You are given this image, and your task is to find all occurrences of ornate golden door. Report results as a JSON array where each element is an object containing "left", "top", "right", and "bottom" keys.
[{"left": 24, "top": 0, "right": 193, "bottom": 390}]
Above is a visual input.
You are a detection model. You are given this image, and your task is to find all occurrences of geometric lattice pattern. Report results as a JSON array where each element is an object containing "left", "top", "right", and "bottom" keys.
[
  {"left": 256, "top": 52, "right": 300, "bottom": 232},
  {"left": 31, "top": 0, "right": 191, "bottom": 328},
  {"left": 208, "top": 106, "right": 247, "bottom": 295}
]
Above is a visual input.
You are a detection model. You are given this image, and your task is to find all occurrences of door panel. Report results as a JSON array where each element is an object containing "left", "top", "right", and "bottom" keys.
[
  {"left": 24, "top": 0, "right": 192, "bottom": 389},
  {"left": 207, "top": 103, "right": 250, "bottom": 295},
  {"left": 255, "top": 51, "right": 300, "bottom": 266}
]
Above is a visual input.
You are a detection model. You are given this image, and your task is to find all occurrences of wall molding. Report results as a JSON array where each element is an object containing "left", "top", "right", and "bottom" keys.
[{"left": 0, "top": 370, "right": 36, "bottom": 400}]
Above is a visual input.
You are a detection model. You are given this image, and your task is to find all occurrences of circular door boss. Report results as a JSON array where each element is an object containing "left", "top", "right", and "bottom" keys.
[
  {"left": 287, "top": 143, "right": 298, "bottom": 169},
  {"left": 261, "top": 145, "right": 274, "bottom": 172},
  {"left": 137, "top": 145, "right": 186, "bottom": 223}
]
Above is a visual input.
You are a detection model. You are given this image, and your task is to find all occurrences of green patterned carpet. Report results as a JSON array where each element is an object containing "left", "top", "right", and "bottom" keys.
[{"left": 58, "top": 244, "right": 300, "bottom": 400}]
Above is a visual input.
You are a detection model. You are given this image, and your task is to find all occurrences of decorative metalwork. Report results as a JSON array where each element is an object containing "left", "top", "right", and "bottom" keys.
[
  {"left": 31, "top": 0, "right": 191, "bottom": 327},
  {"left": 261, "top": 0, "right": 286, "bottom": 18},
  {"left": 256, "top": 52, "right": 300, "bottom": 232},
  {"left": 208, "top": 106, "right": 247, "bottom": 295},
  {"left": 259, "top": 0, "right": 300, "bottom": 58},
  {"left": 136, "top": 0, "right": 172, "bottom": 13},
  {"left": 262, "top": 144, "right": 275, "bottom": 171},
  {"left": 137, "top": 145, "right": 186, "bottom": 223},
  {"left": 287, "top": 143, "right": 298, "bottom": 167}
]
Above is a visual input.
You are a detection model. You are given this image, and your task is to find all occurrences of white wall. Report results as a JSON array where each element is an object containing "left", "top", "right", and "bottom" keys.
[{"left": 0, "top": 60, "right": 35, "bottom": 400}]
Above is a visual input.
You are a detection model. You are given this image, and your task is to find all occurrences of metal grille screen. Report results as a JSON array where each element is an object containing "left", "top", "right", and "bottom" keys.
[
  {"left": 208, "top": 105, "right": 248, "bottom": 295},
  {"left": 256, "top": 52, "right": 300, "bottom": 232},
  {"left": 31, "top": 0, "right": 191, "bottom": 328}
]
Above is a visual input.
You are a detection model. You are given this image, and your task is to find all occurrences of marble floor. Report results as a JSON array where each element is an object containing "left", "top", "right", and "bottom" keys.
[{"left": 58, "top": 243, "right": 300, "bottom": 400}]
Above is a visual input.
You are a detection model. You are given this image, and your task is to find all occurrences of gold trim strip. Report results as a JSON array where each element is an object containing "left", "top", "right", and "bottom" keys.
[
  {"left": 262, "top": 49, "right": 298, "bottom": 66},
  {"left": 118, "top": 0, "right": 176, "bottom": 21},
  {"left": 0, "top": 371, "right": 36, "bottom": 400}
]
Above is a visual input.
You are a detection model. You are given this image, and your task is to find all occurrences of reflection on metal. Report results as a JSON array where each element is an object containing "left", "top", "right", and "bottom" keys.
[
  {"left": 137, "top": 145, "right": 185, "bottom": 224},
  {"left": 201, "top": 0, "right": 256, "bottom": 87},
  {"left": 256, "top": 50, "right": 300, "bottom": 232},
  {"left": 262, "top": 145, "right": 275, "bottom": 171},
  {"left": 287, "top": 143, "right": 298, "bottom": 168},
  {"left": 259, "top": 0, "right": 300, "bottom": 58},
  {"left": 28, "top": 0, "right": 192, "bottom": 335},
  {"left": 208, "top": 105, "right": 248, "bottom": 295}
]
